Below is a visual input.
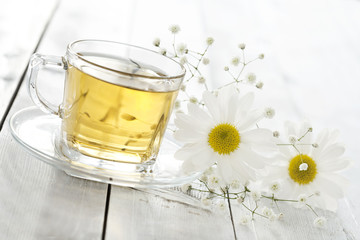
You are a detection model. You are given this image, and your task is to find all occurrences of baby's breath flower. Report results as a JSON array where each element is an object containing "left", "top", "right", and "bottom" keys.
[
  {"left": 224, "top": 66, "right": 229, "bottom": 71},
  {"left": 262, "top": 207, "right": 275, "bottom": 219},
  {"left": 179, "top": 56, "right": 187, "bottom": 65},
  {"left": 202, "top": 58, "right": 210, "bottom": 65},
  {"left": 169, "top": 24, "right": 181, "bottom": 34},
  {"left": 256, "top": 81, "right": 264, "bottom": 89},
  {"left": 189, "top": 96, "right": 198, "bottom": 104},
  {"left": 208, "top": 174, "right": 220, "bottom": 189},
  {"left": 237, "top": 196, "right": 245, "bottom": 204},
  {"left": 299, "top": 163, "right": 308, "bottom": 171},
  {"left": 288, "top": 135, "right": 297, "bottom": 144},
  {"left": 231, "top": 57, "right": 240, "bottom": 66},
  {"left": 176, "top": 43, "right": 187, "bottom": 55},
  {"left": 238, "top": 43, "right": 246, "bottom": 50},
  {"left": 206, "top": 37, "right": 214, "bottom": 46},
  {"left": 201, "top": 197, "right": 212, "bottom": 207},
  {"left": 297, "top": 194, "right": 307, "bottom": 206},
  {"left": 273, "top": 131, "right": 280, "bottom": 138},
  {"left": 180, "top": 84, "right": 186, "bottom": 91},
  {"left": 270, "top": 181, "right": 280, "bottom": 193},
  {"left": 198, "top": 76, "right": 206, "bottom": 84},
  {"left": 217, "top": 200, "right": 227, "bottom": 211},
  {"left": 251, "top": 190, "right": 261, "bottom": 201},
  {"left": 313, "top": 216, "right": 327, "bottom": 228},
  {"left": 181, "top": 183, "right": 191, "bottom": 193},
  {"left": 239, "top": 214, "right": 252, "bottom": 225},
  {"left": 264, "top": 107, "right": 275, "bottom": 119},
  {"left": 246, "top": 72, "right": 257, "bottom": 84},
  {"left": 258, "top": 53, "right": 265, "bottom": 59},
  {"left": 230, "top": 179, "right": 241, "bottom": 189},
  {"left": 159, "top": 48, "right": 167, "bottom": 56},
  {"left": 153, "top": 38, "right": 161, "bottom": 47}
]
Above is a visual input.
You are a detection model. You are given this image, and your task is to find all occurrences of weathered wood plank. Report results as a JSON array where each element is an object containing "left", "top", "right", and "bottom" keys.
[
  {"left": 105, "top": 187, "right": 234, "bottom": 240},
  {"left": 0, "top": 0, "right": 58, "bottom": 127}
]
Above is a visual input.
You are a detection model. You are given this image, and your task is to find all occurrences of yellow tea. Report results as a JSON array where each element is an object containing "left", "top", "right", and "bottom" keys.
[{"left": 61, "top": 62, "right": 178, "bottom": 164}]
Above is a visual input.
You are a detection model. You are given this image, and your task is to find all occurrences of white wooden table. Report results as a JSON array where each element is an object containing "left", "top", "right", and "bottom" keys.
[{"left": 0, "top": 0, "right": 359, "bottom": 239}]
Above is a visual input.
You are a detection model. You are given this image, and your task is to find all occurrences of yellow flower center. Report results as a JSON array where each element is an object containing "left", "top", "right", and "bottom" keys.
[
  {"left": 208, "top": 123, "right": 240, "bottom": 155},
  {"left": 288, "top": 154, "right": 317, "bottom": 184}
]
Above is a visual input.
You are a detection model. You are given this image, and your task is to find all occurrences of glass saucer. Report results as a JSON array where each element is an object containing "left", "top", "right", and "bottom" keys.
[{"left": 9, "top": 107, "right": 200, "bottom": 188}]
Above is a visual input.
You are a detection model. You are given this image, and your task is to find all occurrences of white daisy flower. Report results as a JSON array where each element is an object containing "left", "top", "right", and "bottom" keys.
[
  {"left": 265, "top": 121, "right": 350, "bottom": 211},
  {"left": 174, "top": 88, "right": 277, "bottom": 184}
]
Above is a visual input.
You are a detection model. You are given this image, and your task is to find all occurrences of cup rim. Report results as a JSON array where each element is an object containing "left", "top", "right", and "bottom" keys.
[{"left": 67, "top": 39, "right": 186, "bottom": 80}]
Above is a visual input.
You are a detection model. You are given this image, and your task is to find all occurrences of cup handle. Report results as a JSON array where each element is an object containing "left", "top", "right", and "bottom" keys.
[{"left": 28, "top": 53, "right": 67, "bottom": 116}]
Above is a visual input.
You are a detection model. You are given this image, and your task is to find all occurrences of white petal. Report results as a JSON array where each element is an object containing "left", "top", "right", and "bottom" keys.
[
  {"left": 174, "top": 142, "right": 207, "bottom": 160},
  {"left": 314, "top": 174, "right": 346, "bottom": 199},
  {"left": 173, "top": 129, "right": 205, "bottom": 142},
  {"left": 318, "top": 143, "right": 345, "bottom": 161},
  {"left": 217, "top": 157, "right": 236, "bottom": 184},
  {"left": 237, "top": 109, "right": 264, "bottom": 131},
  {"left": 181, "top": 148, "right": 216, "bottom": 173},
  {"left": 187, "top": 103, "right": 213, "bottom": 126},
  {"left": 202, "top": 91, "right": 221, "bottom": 122},
  {"left": 241, "top": 128, "right": 277, "bottom": 154},
  {"left": 317, "top": 157, "right": 351, "bottom": 172},
  {"left": 236, "top": 147, "right": 266, "bottom": 169}
]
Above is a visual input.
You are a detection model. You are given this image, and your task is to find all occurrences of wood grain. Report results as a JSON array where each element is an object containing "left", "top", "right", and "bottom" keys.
[{"left": 0, "top": 0, "right": 58, "bottom": 128}]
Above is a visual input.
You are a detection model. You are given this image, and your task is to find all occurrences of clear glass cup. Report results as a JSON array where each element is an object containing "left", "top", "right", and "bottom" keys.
[{"left": 28, "top": 39, "right": 185, "bottom": 173}]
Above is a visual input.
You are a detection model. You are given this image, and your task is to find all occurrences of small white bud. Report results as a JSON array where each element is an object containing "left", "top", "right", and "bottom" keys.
[
  {"left": 256, "top": 81, "right": 264, "bottom": 89},
  {"left": 273, "top": 131, "right": 280, "bottom": 138},
  {"left": 201, "top": 197, "right": 212, "bottom": 207},
  {"left": 231, "top": 57, "right": 240, "bottom": 66},
  {"left": 315, "top": 191, "right": 321, "bottom": 196},
  {"left": 239, "top": 214, "right": 252, "bottom": 225},
  {"left": 299, "top": 163, "right": 308, "bottom": 171},
  {"left": 238, "top": 43, "right": 246, "bottom": 50},
  {"left": 277, "top": 213, "right": 284, "bottom": 220},
  {"left": 258, "top": 53, "right": 264, "bottom": 59},
  {"left": 153, "top": 38, "right": 161, "bottom": 47},
  {"left": 246, "top": 72, "right": 257, "bottom": 84},
  {"left": 189, "top": 97, "right": 198, "bottom": 104},
  {"left": 180, "top": 56, "right": 187, "bottom": 65},
  {"left": 264, "top": 107, "right": 275, "bottom": 119},
  {"left": 312, "top": 143, "right": 319, "bottom": 148},
  {"left": 230, "top": 180, "right": 241, "bottom": 189},
  {"left": 181, "top": 183, "right": 191, "bottom": 193},
  {"left": 176, "top": 43, "right": 187, "bottom": 55},
  {"left": 288, "top": 135, "right": 297, "bottom": 144},
  {"left": 180, "top": 84, "right": 186, "bottom": 91},
  {"left": 224, "top": 66, "right": 229, "bottom": 71},
  {"left": 159, "top": 48, "right": 167, "bottom": 55},
  {"left": 169, "top": 24, "right": 180, "bottom": 34},
  {"left": 174, "top": 100, "right": 181, "bottom": 109},
  {"left": 202, "top": 58, "right": 210, "bottom": 65},
  {"left": 237, "top": 196, "right": 245, "bottom": 204},
  {"left": 313, "top": 216, "right": 327, "bottom": 228},
  {"left": 308, "top": 127, "right": 313, "bottom": 132},
  {"left": 198, "top": 76, "right": 206, "bottom": 84},
  {"left": 216, "top": 201, "right": 227, "bottom": 211},
  {"left": 206, "top": 37, "right": 214, "bottom": 46}
]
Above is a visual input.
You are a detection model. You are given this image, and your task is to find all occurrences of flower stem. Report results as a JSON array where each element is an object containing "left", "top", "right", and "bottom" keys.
[{"left": 226, "top": 190, "right": 238, "bottom": 240}]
